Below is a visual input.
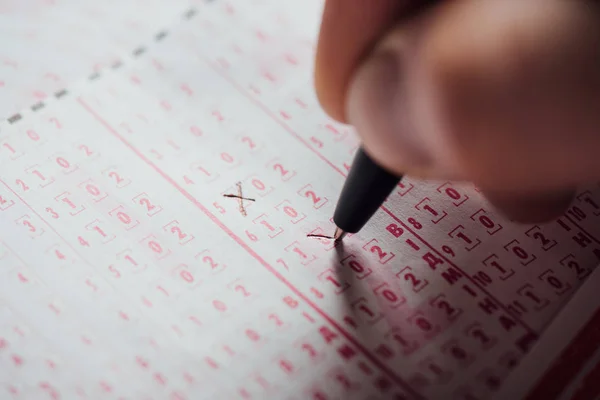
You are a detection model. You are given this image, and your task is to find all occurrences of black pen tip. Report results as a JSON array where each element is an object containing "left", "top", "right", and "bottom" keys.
[{"left": 333, "top": 227, "right": 347, "bottom": 242}]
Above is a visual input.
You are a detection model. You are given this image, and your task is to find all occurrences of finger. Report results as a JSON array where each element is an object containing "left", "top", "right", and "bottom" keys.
[
  {"left": 481, "top": 187, "right": 576, "bottom": 224},
  {"left": 314, "top": 0, "right": 427, "bottom": 122},
  {"left": 345, "top": 0, "right": 600, "bottom": 197}
]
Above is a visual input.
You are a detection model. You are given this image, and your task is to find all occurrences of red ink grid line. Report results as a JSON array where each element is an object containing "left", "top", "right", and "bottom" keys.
[
  {"left": 77, "top": 97, "right": 424, "bottom": 400},
  {"left": 524, "top": 307, "right": 600, "bottom": 399},
  {"left": 202, "top": 60, "right": 537, "bottom": 336}
]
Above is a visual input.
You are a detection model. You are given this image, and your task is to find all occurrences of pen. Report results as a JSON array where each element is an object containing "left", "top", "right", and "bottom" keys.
[{"left": 332, "top": 147, "right": 402, "bottom": 241}]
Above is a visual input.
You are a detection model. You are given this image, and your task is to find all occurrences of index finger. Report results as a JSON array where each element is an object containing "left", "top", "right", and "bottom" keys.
[{"left": 314, "top": 0, "right": 430, "bottom": 123}]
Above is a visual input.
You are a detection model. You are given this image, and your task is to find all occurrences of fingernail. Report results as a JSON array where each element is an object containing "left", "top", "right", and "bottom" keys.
[{"left": 346, "top": 50, "right": 435, "bottom": 176}]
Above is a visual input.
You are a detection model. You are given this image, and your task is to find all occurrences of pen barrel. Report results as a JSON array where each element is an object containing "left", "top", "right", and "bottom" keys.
[{"left": 333, "top": 147, "right": 401, "bottom": 233}]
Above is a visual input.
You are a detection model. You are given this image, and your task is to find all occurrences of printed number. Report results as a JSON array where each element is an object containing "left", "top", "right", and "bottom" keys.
[
  {"left": 48, "top": 117, "right": 62, "bottom": 129},
  {"left": 470, "top": 209, "right": 503, "bottom": 235},
  {"left": 437, "top": 182, "right": 469, "bottom": 206},
  {"left": 318, "top": 269, "right": 351, "bottom": 294},
  {"left": 56, "top": 157, "right": 70, "bottom": 169},
  {"left": 0, "top": 194, "right": 15, "bottom": 210},
  {"left": 133, "top": 193, "right": 162, "bottom": 216},
  {"left": 483, "top": 254, "right": 515, "bottom": 280},
  {"left": 252, "top": 214, "right": 283, "bottom": 238},
  {"left": 517, "top": 284, "right": 549, "bottom": 313},
  {"left": 539, "top": 270, "right": 571, "bottom": 295},
  {"left": 26, "top": 129, "right": 40, "bottom": 141},
  {"left": 504, "top": 239, "right": 537, "bottom": 266},
  {"left": 55, "top": 192, "right": 85, "bottom": 216},
  {"left": 430, "top": 294, "right": 462, "bottom": 321},
  {"left": 283, "top": 296, "right": 298, "bottom": 308},
  {"left": 415, "top": 197, "right": 448, "bottom": 224},
  {"left": 275, "top": 200, "right": 306, "bottom": 224},
  {"left": 235, "top": 285, "right": 251, "bottom": 297},
  {"left": 195, "top": 250, "right": 226, "bottom": 274},
  {"left": 566, "top": 206, "right": 587, "bottom": 222},
  {"left": 267, "top": 159, "right": 296, "bottom": 181},
  {"left": 340, "top": 254, "right": 373, "bottom": 280},
  {"left": 448, "top": 225, "right": 482, "bottom": 251},
  {"left": 396, "top": 266, "right": 429, "bottom": 293},
  {"left": 1, "top": 142, "right": 21, "bottom": 159},
  {"left": 386, "top": 327, "right": 419, "bottom": 355},
  {"left": 241, "top": 136, "right": 257, "bottom": 150},
  {"left": 297, "top": 184, "right": 327, "bottom": 209},
  {"left": 140, "top": 235, "right": 171, "bottom": 260},
  {"left": 577, "top": 191, "right": 600, "bottom": 216},
  {"left": 373, "top": 282, "right": 406, "bottom": 309},
  {"left": 78, "top": 144, "right": 95, "bottom": 157},
  {"left": 54, "top": 248, "right": 66, "bottom": 260},
  {"left": 110, "top": 172, "right": 124, "bottom": 183},
  {"left": 351, "top": 297, "right": 382, "bottom": 324},
  {"left": 408, "top": 311, "right": 440, "bottom": 338},
  {"left": 190, "top": 163, "right": 220, "bottom": 183},
  {"left": 213, "top": 202, "right": 226, "bottom": 214},
  {"left": 163, "top": 220, "right": 194, "bottom": 245},
  {"left": 219, "top": 151, "right": 241, "bottom": 168},
  {"left": 243, "top": 176, "right": 273, "bottom": 197},
  {"left": 213, "top": 300, "right": 227, "bottom": 312},
  {"left": 85, "top": 219, "right": 116, "bottom": 244},
  {"left": 15, "top": 179, "right": 29, "bottom": 192},
  {"left": 79, "top": 180, "right": 108, "bottom": 202},
  {"left": 117, "top": 249, "right": 147, "bottom": 273},
  {"left": 109, "top": 206, "right": 139, "bottom": 231},
  {"left": 103, "top": 167, "right": 131, "bottom": 188},
  {"left": 560, "top": 254, "right": 590, "bottom": 279},
  {"left": 525, "top": 226, "right": 557, "bottom": 251},
  {"left": 16, "top": 215, "right": 44, "bottom": 237},
  {"left": 22, "top": 219, "right": 36, "bottom": 232},
  {"left": 190, "top": 125, "right": 203, "bottom": 137},
  {"left": 441, "top": 341, "right": 472, "bottom": 366},
  {"left": 284, "top": 241, "right": 317, "bottom": 266},
  {"left": 172, "top": 264, "right": 201, "bottom": 289},
  {"left": 227, "top": 279, "right": 252, "bottom": 298},
  {"left": 465, "top": 323, "right": 496, "bottom": 350},
  {"left": 362, "top": 239, "right": 395, "bottom": 264}
]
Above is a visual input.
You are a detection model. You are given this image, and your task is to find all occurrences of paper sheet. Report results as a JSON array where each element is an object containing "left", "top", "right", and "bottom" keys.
[
  {"left": 2, "top": 1, "right": 600, "bottom": 399},
  {"left": 493, "top": 264, "right": 600, "bottom": 400},
  {"left": 0, "top": 0, "right": 194, "bottom": 120}
]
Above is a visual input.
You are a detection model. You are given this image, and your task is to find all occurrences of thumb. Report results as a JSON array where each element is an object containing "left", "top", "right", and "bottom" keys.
[{"left": 345, "top": 0, "right": 600, "bottom": 219}]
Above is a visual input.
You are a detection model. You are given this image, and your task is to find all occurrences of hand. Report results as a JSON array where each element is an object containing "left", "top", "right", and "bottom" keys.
[{"left": 314, "top": 0, "right": 600, "bottom": 223}]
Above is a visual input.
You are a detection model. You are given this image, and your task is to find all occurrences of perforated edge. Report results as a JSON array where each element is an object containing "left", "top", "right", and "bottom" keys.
[{"left": 5, "top": 5, "right": 205, "bottom": 125}]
